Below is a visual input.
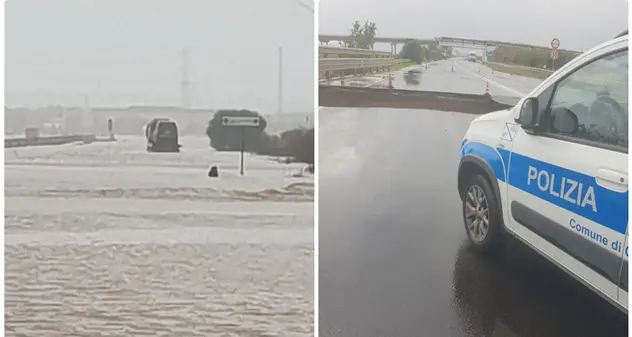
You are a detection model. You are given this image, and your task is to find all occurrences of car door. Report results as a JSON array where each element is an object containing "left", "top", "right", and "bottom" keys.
[
  {"left": 617, "top": 224, "right": 628, "bottom": 309},
  {"left": 506, "top": 46, "right": 628, "bottom": 305}
]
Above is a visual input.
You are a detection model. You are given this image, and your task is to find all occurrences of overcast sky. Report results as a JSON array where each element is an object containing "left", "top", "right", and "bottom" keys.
[
  {"left": 6, "top": 0, "right": 314, "bottom": 113},
  {"left": 319, "top": 0, "right": 628, "bottom": 52}
]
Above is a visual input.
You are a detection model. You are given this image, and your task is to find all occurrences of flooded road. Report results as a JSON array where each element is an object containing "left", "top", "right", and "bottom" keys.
[
  {"left": 318, "top": 106, "right": 627, "bottom": 337},
  {"left": 390, "top": 59, "right": 542, "bottom": 96},
  {"left": 5, "top": 136, "right": 314, "bottom": 337}
]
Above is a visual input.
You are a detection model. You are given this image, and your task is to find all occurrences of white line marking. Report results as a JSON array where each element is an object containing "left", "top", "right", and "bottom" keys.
[{"left": 454, "top": 61, "right": 526, "bottom": 97}]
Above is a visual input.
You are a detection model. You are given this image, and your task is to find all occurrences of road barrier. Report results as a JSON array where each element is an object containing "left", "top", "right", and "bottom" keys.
[
  {"left": 5, "top": 134, "right": 99, "bottom": 148},
  {"left": 487, "top": 62, "right": 554, "bottom": 74},
  {"left": 319, "top": 58, "right": 409, "bottom": 72},
  {"left": 319, "top": 46, "right": 393, "bottom": 58},
  {"left": 319, "top": 85, "right": 519, "bottom": 114}
]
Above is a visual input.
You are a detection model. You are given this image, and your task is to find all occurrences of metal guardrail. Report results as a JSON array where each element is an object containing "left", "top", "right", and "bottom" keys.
[
  {"left": 487, "top": 62, "right": 554, "bottom": 74},
  {"left": 319, "top": 58, "right": 409, "bottom": 72},
  {"left": 319, "top": 46, "right": 393, "bottom": 58},
  {"left": 5, "top": 134, "right": 98, "bottom": 148}
]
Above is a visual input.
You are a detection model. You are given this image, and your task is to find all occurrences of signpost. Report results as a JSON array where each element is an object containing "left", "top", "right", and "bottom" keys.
[
  {"left": 550, "top": 38, "right": 560, "bottom": 71},
  {"left": 222, "top": 116, "right": 261, "bottom": 176},
  {"left": 107, "top": 118, "right": 114, "bottom": 139}
]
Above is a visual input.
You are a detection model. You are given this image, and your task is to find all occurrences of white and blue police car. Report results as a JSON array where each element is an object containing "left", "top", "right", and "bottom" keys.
[{"left": 458, "top": 31, "right": 628, "bottom": 312}]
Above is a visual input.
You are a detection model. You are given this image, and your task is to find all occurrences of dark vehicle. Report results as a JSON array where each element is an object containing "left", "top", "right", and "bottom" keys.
[{"left": 145, "top": 117, "right": 181, "bottom": 152}]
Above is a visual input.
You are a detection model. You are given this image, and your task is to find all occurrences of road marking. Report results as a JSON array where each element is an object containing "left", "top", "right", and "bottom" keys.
[{"left": 454, "top": 61, "right": 526, "bottom": 97}]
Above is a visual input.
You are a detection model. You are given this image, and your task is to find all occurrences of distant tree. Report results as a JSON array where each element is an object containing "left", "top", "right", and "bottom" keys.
[
  {"left": 205, "top": 110, "right": 314, "bottom": 165},
  {"left": 399, "top": 41, "right": 423, "bottom": 64},
  {"left": 341, "top": 20, "right": 377, "bottom": 49},
  {"left": 205, "top": 109, "right": 268, "bottom": 152},
  {"left": 490, "top": 46, "right": 580, "bottom": 69},
  {"left": 362, "top": 21, "right": 377, "bottom": 50},
  {"left": 399, "top": 41, "right": 447, "bottom": 63}
]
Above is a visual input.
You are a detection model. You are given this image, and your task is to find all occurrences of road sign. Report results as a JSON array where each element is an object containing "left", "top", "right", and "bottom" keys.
[
  {"left": 550, "top": 49, "right": 559, "bottom": 60},
  {"left": 551, "top": 38, "right": 560, "bottom": 49},
  {"left": 487, "top": 51, "right": 493, "bottom": 57},
  {"left": 221, "top": 116, "right": 261, "bottom": 176},
  {"left": 222, "top": 116, "right": 260, "bottom": 127}
]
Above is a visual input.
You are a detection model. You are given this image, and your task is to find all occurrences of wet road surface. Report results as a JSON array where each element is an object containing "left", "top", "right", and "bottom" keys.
[
  {"left": 318, "top": 110, "right": 628, "bottom": 334},
  {"left": 390, "top": 59, "right": 542, "bottom": 97},
  {"left": 5, "top": 136, "right": 314, "bottom": 337}
]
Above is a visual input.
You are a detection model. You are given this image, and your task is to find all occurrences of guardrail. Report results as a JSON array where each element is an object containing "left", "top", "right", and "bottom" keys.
[
  {"left": 319, "top": 46, "right": 393, "bottom": 58},
  {"left": 319, "top": 58, "right": 409, "bottom": 72},
  {"left": 487, "top": 62, "right": 554, "bottom": 74},
  {"left": 5, "top": 134, "right": 98, "bottom": 148}
]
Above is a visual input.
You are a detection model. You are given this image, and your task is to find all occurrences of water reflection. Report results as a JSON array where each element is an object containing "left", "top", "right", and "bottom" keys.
[
  {"left": 403, "top": 69, "right": 422, "bottom": 86},
  {"left": 451, "top": 240, "right": 627, "bottom": 337}
]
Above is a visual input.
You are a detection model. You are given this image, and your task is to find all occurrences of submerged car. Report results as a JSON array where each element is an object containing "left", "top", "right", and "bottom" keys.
[
  {"left": 458, "top": 32, "right": 628, "bottom": 312},
  {"left": 145, "top": 117, "right": 181, "bottom": 152}
]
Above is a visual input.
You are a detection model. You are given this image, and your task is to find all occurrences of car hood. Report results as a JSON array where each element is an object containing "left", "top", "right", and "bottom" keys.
[{"left": 473, "top": 108, "right": 513, "bottom": 123}]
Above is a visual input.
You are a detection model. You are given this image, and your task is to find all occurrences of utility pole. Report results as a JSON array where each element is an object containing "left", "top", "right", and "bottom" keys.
[
  {"left": 278, "top": 47, "right": 283, "bottom": 114},
  {"left": 180, "top": 48, "right": 191, "bottom": 110}
]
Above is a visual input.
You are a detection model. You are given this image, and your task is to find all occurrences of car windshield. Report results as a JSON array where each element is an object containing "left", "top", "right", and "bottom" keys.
[{"left": 158, "top": 122, "right": 177, "bottom": 136}]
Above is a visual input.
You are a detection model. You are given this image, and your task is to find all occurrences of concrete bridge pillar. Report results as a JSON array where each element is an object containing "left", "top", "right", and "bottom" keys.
[{"left": 391, "top": 43, "right": 398, "bottom": 55}]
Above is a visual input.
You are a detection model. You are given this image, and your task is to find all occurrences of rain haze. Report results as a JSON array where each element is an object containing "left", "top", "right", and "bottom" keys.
[
  {"left": 319, "top": 0, "right": 628, "bottom": 52},
  {"left": 6, "top": 0, "right": 314, "bottom": 113},
  {"left": 5, "top": 1, "right": 315, "bottom": 336}
]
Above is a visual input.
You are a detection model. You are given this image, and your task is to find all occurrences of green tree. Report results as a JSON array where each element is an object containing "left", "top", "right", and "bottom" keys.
[
  {"left": 399, "top": 42, "right": 447, "bottom": 63},
  {"left": 206, "top": 109, "right": 267, "bottom": 152},
  {"left": 361, "top": 21, "right": 377, "bottom": 50},
  {"left": 340, "top": 20, "right": 377, "bottom": 49},
  {"left": 399, "top": 41, "right": 423, "bottom": 64},
  {"left": 490, "top": 46, "right": 579, "bottom": 69},
  {"left": 205, "top": 110, "right": 314, "bottom": 165}
]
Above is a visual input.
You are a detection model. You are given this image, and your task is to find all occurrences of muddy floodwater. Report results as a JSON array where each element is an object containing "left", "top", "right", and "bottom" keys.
[{"left": 5, "top": 136, "right": 314, "bottom": 337}]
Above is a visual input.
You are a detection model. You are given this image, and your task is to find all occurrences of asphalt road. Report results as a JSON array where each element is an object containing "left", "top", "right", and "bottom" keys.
[
  {"left": 389, "top": 59, "right": 542, "bottom": 97},
  {"left": 318, "top": 61, "right": 628, "bottom": 337}
]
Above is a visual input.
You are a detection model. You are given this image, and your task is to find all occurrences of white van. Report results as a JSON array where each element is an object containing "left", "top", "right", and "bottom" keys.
[{"left": 457, "top": 32, "right": 628, "bottom": 312}]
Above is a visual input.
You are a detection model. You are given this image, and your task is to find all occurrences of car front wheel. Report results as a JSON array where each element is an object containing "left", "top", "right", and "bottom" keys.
[{"left": 462, "top": 174, "right": 504, "bottom": 252}]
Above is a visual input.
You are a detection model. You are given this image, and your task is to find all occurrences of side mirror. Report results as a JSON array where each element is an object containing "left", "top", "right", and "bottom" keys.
[
  {"left": 515, "top": 97, "right": 539, "bottom": 129},
  {"left": 551, "top": 107, "right": 579, "bottom": 134}
]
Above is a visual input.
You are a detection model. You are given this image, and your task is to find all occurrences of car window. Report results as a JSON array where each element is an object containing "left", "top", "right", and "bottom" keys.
[{"left": 548, "top": 49, "right": 628, "bottom": 149}]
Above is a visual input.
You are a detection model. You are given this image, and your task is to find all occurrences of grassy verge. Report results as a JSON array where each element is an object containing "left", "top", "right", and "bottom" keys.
[
  {"left": 391, "top": 60, "right": 417, "bottom": 71},
  {"left": 487, "top": 63, "right": 552, "bottom": 80}
]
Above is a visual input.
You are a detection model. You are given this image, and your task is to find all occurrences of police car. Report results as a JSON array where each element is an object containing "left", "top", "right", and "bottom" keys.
[{"left": 458, "top": 31, "right": 628, "bottom": 312}]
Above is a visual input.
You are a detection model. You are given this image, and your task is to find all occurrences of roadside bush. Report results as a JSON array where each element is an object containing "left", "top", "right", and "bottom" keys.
[{"left": 206, "top": 109, "right": 314, "bottom": 166}]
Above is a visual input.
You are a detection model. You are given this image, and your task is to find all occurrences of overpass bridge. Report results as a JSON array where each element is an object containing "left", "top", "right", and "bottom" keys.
[{"left": 319, "top": 34, "right": 578, "bottom": 61}]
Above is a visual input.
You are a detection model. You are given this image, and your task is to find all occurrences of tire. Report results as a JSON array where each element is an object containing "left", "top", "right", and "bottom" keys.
[{"left": 462, "top": 174, "right": 505, "bottom": 253}]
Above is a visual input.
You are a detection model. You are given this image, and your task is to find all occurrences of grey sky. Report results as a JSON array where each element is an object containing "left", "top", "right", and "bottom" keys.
[
  {"left": 6, "top": 0, "right": 314, "bottom": 113},
  {"left": 319, "top": 0, "right": 628, "bottom": 52}
]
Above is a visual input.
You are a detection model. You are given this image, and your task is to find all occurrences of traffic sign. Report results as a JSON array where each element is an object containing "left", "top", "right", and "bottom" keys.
[
  {"left": 487, "top": 51, "right": 493, "bottom": 57},
  {"left": 550, "top": 49, "right": 559, "bottom": 60},
  {"left": 222, "top": 116, "right": 260, "bottom": 127},
  {"left": 221, "top": 116, "right": 261, "bottom": 176},
  {"left": 551, "top": 38, "right": 560, "bottom": 49}
]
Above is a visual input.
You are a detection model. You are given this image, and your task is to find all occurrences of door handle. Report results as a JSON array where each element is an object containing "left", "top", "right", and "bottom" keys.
[{"left": 596, "top": 168, "right": 628, "bottom": 192}]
